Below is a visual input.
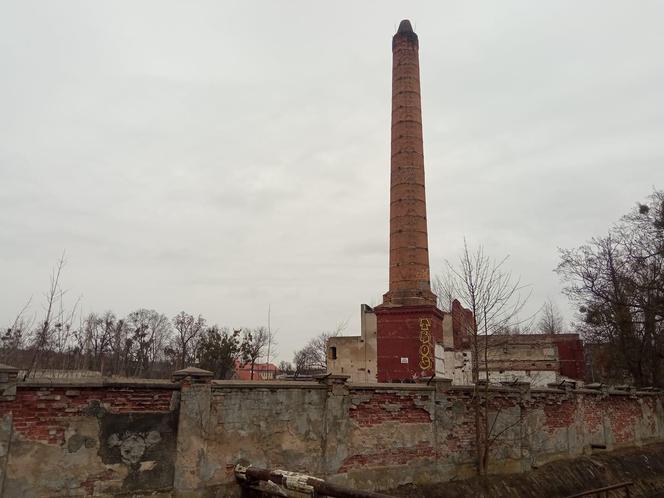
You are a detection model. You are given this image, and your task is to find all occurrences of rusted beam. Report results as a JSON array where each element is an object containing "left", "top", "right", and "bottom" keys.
[
  {"left": 235, "top": 464, "right": 394, "bottom": 498},
  {"left": 565, "top": 481, "right": 633, "bottom": 497}
]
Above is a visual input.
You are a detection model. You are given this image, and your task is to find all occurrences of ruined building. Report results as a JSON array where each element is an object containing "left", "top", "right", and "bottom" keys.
[
  {"left": 480, "top": 333, "right": 585, "bottom": 386},
  {"left": 327, "top": 21, "right": 587, "bottom": 387},
  {"left": 327, "top": 21, "right": 473, "bottom": 384}
]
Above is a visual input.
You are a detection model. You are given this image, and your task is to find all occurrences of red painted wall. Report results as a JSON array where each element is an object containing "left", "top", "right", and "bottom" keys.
[
  {"left": 375, "top": 305, "right": 444, "bottom": 382},
  {"left": 551, "top": 335, "right": 586, "bottom": 380}
]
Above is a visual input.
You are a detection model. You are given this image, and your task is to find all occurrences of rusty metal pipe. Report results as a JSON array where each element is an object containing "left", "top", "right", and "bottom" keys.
[
  {"left": 235, "top": 464, "right": 394, "bottom": 498},
  {"left": 564, "top": 481, "right": 633, "bottom": 498}
]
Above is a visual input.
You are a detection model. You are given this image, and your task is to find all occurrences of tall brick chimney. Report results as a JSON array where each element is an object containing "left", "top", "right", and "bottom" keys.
[
  {"left": 383, "top": 19, "right": 436, "bottom": 307},
  {"left": 375, "top": 20, "right": 444, "bottom": 382}
]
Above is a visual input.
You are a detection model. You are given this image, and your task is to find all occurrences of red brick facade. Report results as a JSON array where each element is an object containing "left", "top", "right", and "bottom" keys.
[
  {"left": 382, "top": 19, "right": 436, "bottom": 307},
  {"left": 375, "top": 20, "right": 446, "bottom": 382}
]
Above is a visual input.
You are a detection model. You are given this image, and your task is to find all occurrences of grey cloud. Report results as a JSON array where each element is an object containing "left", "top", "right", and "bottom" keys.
[{"left": 1, "top": 1, "right": 663, "bottom": 359}]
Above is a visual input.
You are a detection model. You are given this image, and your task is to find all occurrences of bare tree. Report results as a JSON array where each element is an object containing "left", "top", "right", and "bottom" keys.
[
  {"left": 1, "top": 297, "right": 33, "bottom": 363},
  {"left": 26, "top": 254, "right": 81, "bottom": 378},
  {"left": 441, "top": 240, "right": 531, "bottom": 476},
  {"left": 74, "top": 312, "right": 114, "bottom": 372},
  {"left": 108, "top": 317, "right": 131, "bottom": 376},
  {"left": 278, "top": 360, "right": 293, "bottom": 376},
  {"left": 126, "top": 309, "right": 172, "bottom": 377},
  {"left": 240, "top": 327, "right": 270, "bottom": 380},
  {"left": 171, "top": 312, "right": 206, "bottom": 369},
  {"left": 293, "top": 348, "right": 314, "bottom": 378},
  {"left": 292, "top": 322, "right": 346, "bottom": 376},
  {"left": 538, "top": 299, "right": 564, "bottom": 335},
  {"left": 433, "top": 269, "right": 456, "bottom": 313}
]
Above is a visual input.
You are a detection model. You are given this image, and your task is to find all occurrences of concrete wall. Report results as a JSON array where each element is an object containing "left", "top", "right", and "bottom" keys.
[
  {"left": 485, "top": 369, "right": 558, "bottom": 386},
  {"left": 327, "top": 305, "right": 377, "bottom": 383},
  {"left": 176, "top": 377, "right": 664, "bottom": 497},
  {"left": 0, "top": 371, "right": 663, "bottom": 497},
  {"left": 482, "top": 334, "right": 586, "bottom": 384}
]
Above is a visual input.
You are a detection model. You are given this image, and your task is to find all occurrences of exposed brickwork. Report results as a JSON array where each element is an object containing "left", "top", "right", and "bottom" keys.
[
  {"left": 451, "top": 299, "right": 473, "bottom": 349},
  {"left": 542, "top": 399, "right": 577, "bottom": 432},
  {"left": 1, "top": 376, "right": 663, "bottom": 496},
  {"left": 80, "top": 469, "right": 116, "bottom": 496},
  {"left": 382, "top": 19, "right": 436, "bottom": 307},
  {"left": 580, "top": 396, "right": 604, "bottom": 435},
  {"left": 0, "top": 385, "right": 175, "bottom": 445},
  {"left": 349, "top": 391, "right": 432, "bottom": 426},
  {"left": 374, "top": 21, "right": 453, "bottom": 384},
  {"left": 606, "top": 396, "right": 642, "bottom": 444},
  {"left": 339, "top": 443, "right": 436, "bottom": 472},
  {"left": 440, "top": 391, "right": 477, "bottom": 454}
]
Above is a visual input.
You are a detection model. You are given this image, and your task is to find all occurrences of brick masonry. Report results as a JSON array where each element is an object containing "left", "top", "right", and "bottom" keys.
[
  {"left": 0, "top": 379, "right": 179, "bottom": 497},
  {"left": 175, "top": 377, "right": 664, "bottom": 496},
  {"left": 0, "top": 375, "right": 663, "bottom": 496},
  {"left": 374, "top": 21, "right": 449, "bottom": 384},
  {"left": 2, "top": 386, "right": 173, "bottom": 445},
  {"left": 382, "top": 19, "right": 436, "bottom": 307}
]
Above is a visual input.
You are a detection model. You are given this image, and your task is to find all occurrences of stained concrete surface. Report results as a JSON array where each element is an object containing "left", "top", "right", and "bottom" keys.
[{"left": 388, "top": 443, "right": 664, "bottom": 498}]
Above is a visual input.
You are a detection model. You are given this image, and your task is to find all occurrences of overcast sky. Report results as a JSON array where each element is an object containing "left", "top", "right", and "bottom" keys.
[{"left": 2, "top": 1, "right": 663, "bottom": 362}]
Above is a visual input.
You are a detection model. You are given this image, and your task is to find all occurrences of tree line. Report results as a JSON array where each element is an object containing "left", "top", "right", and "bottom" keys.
[{"left": 3, "top": 265, "right": 276, "bottom": 380}]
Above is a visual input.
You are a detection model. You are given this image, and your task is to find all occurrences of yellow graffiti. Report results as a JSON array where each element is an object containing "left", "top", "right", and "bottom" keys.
[{"left": 418, "top": 318, "right": 433, "bottom": 370}]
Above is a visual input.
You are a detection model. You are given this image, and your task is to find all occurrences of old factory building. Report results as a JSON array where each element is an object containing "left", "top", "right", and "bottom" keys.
[
  {"left": 328, "top": 20, "right": 475, "bottom": 384},
  {"left": 327, "top": 21, "right": 586, "bottom": 387}
]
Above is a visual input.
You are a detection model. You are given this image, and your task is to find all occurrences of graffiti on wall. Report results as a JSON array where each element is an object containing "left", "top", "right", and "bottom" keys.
[{"left": 419, "top": 318, "right": 433, "bottom": 371}]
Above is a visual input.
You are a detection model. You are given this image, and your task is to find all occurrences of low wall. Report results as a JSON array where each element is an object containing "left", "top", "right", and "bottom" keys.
[
  {"left": 176, "top": 376, "right": 664, "bottom": 496},
  {"left": 0, "top": 370, "right": 662, "bottom": 497}
]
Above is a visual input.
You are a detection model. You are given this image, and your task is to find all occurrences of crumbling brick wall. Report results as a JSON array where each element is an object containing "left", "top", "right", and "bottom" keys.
[
  {"left": 0, "top": 380, "right": 179, "bottom": 497},
  {"left": 173, "top": 376, "right": 664, "bottom": 496},
  {"left": 0, "top": 372, "right": 662, "bottom": 497}
]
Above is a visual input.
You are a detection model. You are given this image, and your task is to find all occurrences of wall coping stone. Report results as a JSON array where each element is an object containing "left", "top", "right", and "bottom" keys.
[
  {"left": 315, "top": 373, "right": 350, "bottom": 384},
  {"left": 212, "top": 380, "right": 327, "bottom": 389},
  {"left": 449, "top": 384, "right": 521, "bottom": 394},
  {"left": 18, "top": 378, "right": 180, "bottom": 389},
  {"left": 350, "top": 382, "right": 434, "bottom": 392},
  {"left": 172, "top": 367, "right": 213, "bottom": 383},
  {"left": 531, "top": 387, "right": 569, "bottom": 394}
]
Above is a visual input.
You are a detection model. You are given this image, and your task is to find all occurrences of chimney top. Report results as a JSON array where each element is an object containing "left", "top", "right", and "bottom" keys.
[{"left": 397, "top": 19, "right": 414, "bottom": 33}]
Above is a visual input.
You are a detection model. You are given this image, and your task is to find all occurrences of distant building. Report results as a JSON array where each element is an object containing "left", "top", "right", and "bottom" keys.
[
  {"left": 233, "top": 361, "right": 278, "bottom": 381},
  {"left": 479, "top": 333, "right": 585, "bottom": 386},
  {"left": 328, "top": 300, "right": 474, "bottom": 384}
]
